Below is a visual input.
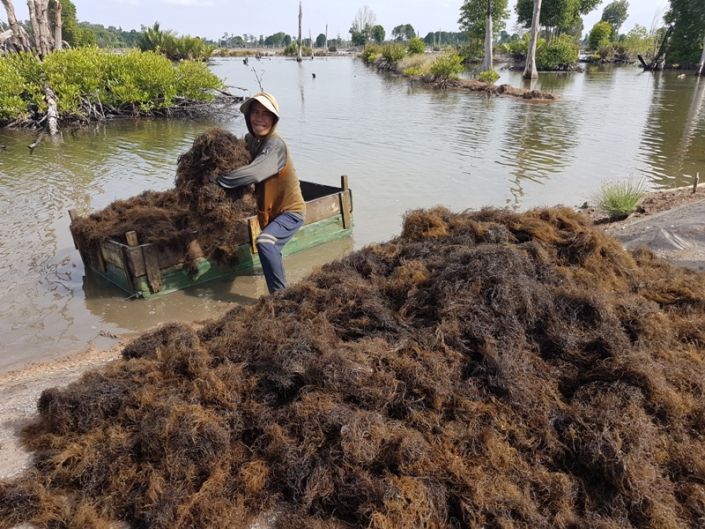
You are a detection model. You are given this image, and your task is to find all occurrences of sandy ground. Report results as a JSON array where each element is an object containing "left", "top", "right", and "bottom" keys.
[{"left": 0, "top": 343, "right": 124, "bottom": 480}]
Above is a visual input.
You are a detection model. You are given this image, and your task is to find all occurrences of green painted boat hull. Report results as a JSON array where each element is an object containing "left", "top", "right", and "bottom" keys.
[{"left": 71, "top": 178, "right": 354, "bottom": 299}]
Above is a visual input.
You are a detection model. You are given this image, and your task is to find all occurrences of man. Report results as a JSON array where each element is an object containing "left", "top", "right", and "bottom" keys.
[{"left": 210, "top": 92, "right": 305, "bottom": 294}]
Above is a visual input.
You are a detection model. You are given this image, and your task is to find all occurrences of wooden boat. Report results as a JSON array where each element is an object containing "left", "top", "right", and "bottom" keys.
[{"left": 69, "top": 176, "right": 353, "bottom": 298}]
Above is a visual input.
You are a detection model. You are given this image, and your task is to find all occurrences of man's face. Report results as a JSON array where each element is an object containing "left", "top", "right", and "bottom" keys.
[{"left": 249, "top": 101, "right": 275, "bottom": 137}]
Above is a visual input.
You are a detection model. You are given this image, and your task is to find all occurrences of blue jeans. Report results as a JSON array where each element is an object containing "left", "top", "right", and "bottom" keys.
[{"left": 256, "top": 212, "right": 304, "bottom": 293}]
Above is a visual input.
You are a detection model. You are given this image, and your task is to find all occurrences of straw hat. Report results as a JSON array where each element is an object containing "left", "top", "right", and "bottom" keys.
[{"left": 240, "top": 92, "right": 280, "bottom": 121}]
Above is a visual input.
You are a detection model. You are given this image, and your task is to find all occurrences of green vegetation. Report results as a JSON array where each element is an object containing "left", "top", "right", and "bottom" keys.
[
  {"left": 422, "top": 31, "right": 467, "bottom": 47},
  {"left": 137, "top": 23, "right": 214, "bottom": 61},
  {"left": 370, "top": 25, "right": 385, "bottom": 44},
  {"left": 601, "top": 0, "right": 629, "bottom": 35},
  {"left": 536, "top": 35, "right": 579, "bottom": 70},
  {"left": 360, "top": 43, "right": 383, "bottom": 63},
  {"left": 49, "top": 0, "right": 97, "bottom": 47},
  {"left": 381, "top": 43, "right": 406, "bottom": 63},
  {"left": 516, "top": 0, "right": 601, "bottom": 36},
  {"left": 666, "top": 0, "right": 705, "bottom": 67},
  {"left": 429, "top": 51, "right": 465, "bottom": 81},
  {"left": 392, "top": 24, "right": 417, "bottom": 41},
  {"left": 0, "top": 48, "right": 223, "bottom": 126},
  {"left": 478, "top": 69, "right": 500, "bottom": 84},
  {"left": 407, "top": 37, "right": 426, "bottom": 55},
  {"left": 621, "top": 25, "right": 657, "bottom": 60},
  {"left": 501, "top": 33, "right": 531, "bottom": 58},
  {"left": 459, "top": 0, "right": 510, "bottom": 61},
  {"left": 597, "top": 180, "right": 646, "bottom": 218},
  {"left": 588, "top": 21, "right": 613, "bottom": 51},
  {"left": 398, "top": 54, "right": 434, "bottom": 78}
]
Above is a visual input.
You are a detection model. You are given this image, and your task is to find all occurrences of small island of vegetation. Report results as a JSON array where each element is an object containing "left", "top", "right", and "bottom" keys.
[
  {"left": 351, "top": 0, "right": 704, "bottom": 97},
  {"left": 0, "top": 1, "right": 232, "bottom": 134}
]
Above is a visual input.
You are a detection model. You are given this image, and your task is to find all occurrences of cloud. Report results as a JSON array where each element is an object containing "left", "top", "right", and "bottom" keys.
[{"left": 162, "top": 0, "right": 215, "bottom": 6}]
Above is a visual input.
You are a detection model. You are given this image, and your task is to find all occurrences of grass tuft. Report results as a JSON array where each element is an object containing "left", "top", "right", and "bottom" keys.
[{"left": 597, "top": 180, "right": 646, "bottom": 219}]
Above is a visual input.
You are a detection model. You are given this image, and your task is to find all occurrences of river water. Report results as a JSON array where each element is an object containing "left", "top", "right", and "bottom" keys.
[{"left": 1, "top": 56, "right": 703, "bottom": 371}]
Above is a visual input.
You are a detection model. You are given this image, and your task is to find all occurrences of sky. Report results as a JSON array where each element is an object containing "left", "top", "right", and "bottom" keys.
[{"left": 2, "top": 0, "right": 671, "bottom": 41}]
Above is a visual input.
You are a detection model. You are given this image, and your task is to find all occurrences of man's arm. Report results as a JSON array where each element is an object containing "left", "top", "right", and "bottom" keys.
[{"left": 215, "top": 137, "right": 287, "bottom": 189}]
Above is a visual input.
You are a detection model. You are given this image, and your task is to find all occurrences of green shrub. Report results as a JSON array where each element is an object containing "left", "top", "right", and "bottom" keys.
[
  {"left": 506, "top": 34, "right": 534, "bottom": 59},
  {"left": 44, "top": 47, "right": 106, "bottom": 115},
  {"left": 430, "top": 51, "right": 464, "bottom": 81},
  {"left": 536, "top": 36, "right": 579, "bottom": 70},
  {"left": 0, "top": 48, "right": 224, "bottom": 125},
  {"left": 407, "top": 37, "right": 426, "bottom": 55},
  {"left": 403, "top": 66, "right": 424, "bottom": 77},
  {"left": 588, "top": 21, "right": 612, "bottom": 51},
  {"left": 360, "top": 43, "right": 382, "bottom": 63},
  {"left": 138, "top": 23, "right": 213, "bottom": 61},
  {"left": 283, "top": 43, "right": 298, "bottom": 56},
  {"left": 597, "top": 45, "right": 612, "bottom": 60},
  {"left": 459, "top": 40, "right": 484, "bottom": 62},
  {"left": 0, "top": 59, "right": 30, "bottom": 120},
  {"left": 0, "top": 52, "right": 44, "bottom": 119},
  {"left": 175, "top": 61, "right": 221, "bottom": 102},
  {"left": 597, "top": 180, "right": 646, "bottom": 218},
  {"left": 622, "top": 25, "right": 656, "bottom": 61},
  {"left": 398, "top": 54, "right": 432, "bottom": 77},
  {"left": 478, "top": 69, "right": 500, "bottom": 84},
  {"left": 382, "top": 43, "right": 406, "bottom": 63}
]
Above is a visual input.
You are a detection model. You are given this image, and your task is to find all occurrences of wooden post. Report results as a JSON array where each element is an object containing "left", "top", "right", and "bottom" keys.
[
  {"left": 693, "top": 172, "right": 700, "bottom": 194},
  {"left": 248, "top": 217, "right": 261, "bottom": 254},
  {"left": 68, "top": 209, "right": 80, "bottom": 249},
  {"left": 339, "top": 174, "right": 351, "bottom": 229},
  {"left": 142, "top": 245, "right": 162, "bottom": 293},
  {"left": 124, "top": 230, "right": 148, "bottom": 279},
  {"left": 125, "top": 231, "right": 139, "bottom": 247}
]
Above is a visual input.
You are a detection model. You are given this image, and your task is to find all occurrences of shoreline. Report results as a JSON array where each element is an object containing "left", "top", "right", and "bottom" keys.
[{"left": 0, "top": 342, "right": 125, "bottom": 479}]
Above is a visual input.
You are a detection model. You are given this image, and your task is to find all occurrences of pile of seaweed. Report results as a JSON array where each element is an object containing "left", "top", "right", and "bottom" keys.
[
  {"left": 4, "top": 207, "right": 705, "bottom": 529},
  {"left": 70, "top": 128, "right": 255, "bottom": 264}
]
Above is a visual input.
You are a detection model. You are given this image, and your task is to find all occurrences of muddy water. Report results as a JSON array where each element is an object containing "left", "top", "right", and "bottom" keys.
[{"left": 1, "top": 57, "right": 703, "bottom": 371}]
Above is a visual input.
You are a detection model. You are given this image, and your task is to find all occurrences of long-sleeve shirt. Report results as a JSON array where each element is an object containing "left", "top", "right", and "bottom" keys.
[
  {"left": 215, "top": 132, "right": 305, "bottom": 227},
  {"left": 216, "top": 134, "right": 288, "bottom": 189}
]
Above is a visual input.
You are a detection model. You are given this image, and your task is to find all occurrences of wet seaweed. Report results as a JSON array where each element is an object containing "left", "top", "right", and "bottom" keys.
[
  {"left": 70, "top": 128, "right": 255, "bottom": 265},
  {"left": 4, "top": 207, "right": 705, "bottom": 529}
]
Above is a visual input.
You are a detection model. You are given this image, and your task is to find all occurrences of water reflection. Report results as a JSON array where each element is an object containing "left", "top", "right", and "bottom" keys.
[
  {"left": 533, "top": 72, "right": 578, "bottom": 92},
  {"left": 498, "top": 100, "right": 578, "bottom": 208},
  {"left": 2, "top": 58, "right": 705, "bottom": 369},
  {"left": 641, "top": 73, "right": 705, "bottom": 187}
]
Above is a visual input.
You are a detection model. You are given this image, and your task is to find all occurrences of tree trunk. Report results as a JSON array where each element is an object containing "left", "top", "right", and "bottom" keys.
[
  {"left": 523, "top": 0, "right": 542, "bottom": 80},
  {"left": 27, "top": 0, "right": 52, "bottom": 56},
  {"left": 642, "top": 25, "right": 673, "bottom": 71},
  {"left": 52, "top": 0, "right": 62, "bottom": 51},
  {"left": 698, "top": 34, "right": 705, "bottom": 76},
  {"left": 1, "top": 0, "right": 32, "bottom": 51},
  {"left": 296, "top": 1, "right": 302, "bottom": 62},
  {"left": 481, "top": 0, "right": 493, "bottom": 71}
]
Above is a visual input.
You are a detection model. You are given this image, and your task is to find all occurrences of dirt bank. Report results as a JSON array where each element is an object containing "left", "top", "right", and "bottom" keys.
[{"left": 0, "top": 345, "right": 124, "bottom": 481}]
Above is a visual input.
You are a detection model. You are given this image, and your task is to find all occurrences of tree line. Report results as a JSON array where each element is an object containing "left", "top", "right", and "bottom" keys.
[
  {"left": 454, "top": 0, "right": 705, "bottom": 76},
  {"left": 348, "top": 1, "right": 704, "bottom": 76}
]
